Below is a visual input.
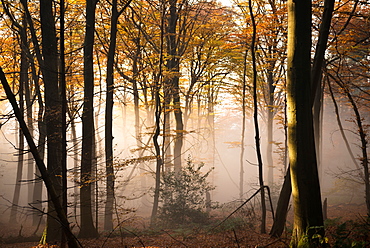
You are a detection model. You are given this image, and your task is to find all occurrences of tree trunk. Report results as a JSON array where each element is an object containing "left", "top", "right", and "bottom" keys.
[
  {"left": 9, "top": 17, "right": 28, "bottom": 223},
  {"left": 151, "top": 80, "right": 163, "bottom": 225},
  {"left": 104, "top": 0, "right": 119, "bottom": 231},
  {"left": 239, "top": 48, "right": 248, "bottom": 199},
  {"left": 9, "top": 88, "right": 24, "bottom": 225},
  {"left": 166, "top": 0, "right": 183, "bottom": 173},
  {"left": 269, "top": 165, "right": 291, "bottom": 237},
  {"left": 151, "top": 4, "right": 165, "bottom": 223},
  {"left": 79, "top": 0, "right": 99, "bottom": 238},
  {"left": 327, "top": 81, "right": 362, "bottom": 178},
  {"left": 40, "top": 0, "right": 64, "bottom": 243},
  {"left": 32, "top": 61, "right": 46, "bottom": 226},
  {"left": 335, "top": 80, "right": 370, "bottom": 216},
  {"left": 311, "top": 0, "right": 335, "bottom": 182},
  {"left": 248, "top": 0, "right": 266, "bottom": 234},
  {"left": 59, "top": 1, "right": 68, "bottom": 245},
  {"left": 271, "top": 0, "right": 334, "bottom": 238},
  {"left": 266, "top": 69, "right": 275, "bottom": 187},
  {"left": 287, "top": 0, "right": 324, "bottom": 245}
]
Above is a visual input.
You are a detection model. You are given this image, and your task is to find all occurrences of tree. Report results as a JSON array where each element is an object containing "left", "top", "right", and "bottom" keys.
[
  {"left": 287, "top": 0, "right": 324, "bottom": 245},
  {"left": 79, "top": 0, "right": 99, "bottom": 238},
  {"left": 39, "top": 0, "right": 66, "bottom": 242},
  {"left": 7, "top": 10, "right": 27, "bottom": 224},
  {"left": 0, "top": 66, "right": 79, "bottom": 248},
  {"left": 104, "top": 0, "right": 132, "bottom": 232},
  {"left": 270, "top": 0, "right": 334, "bottom": 238}
]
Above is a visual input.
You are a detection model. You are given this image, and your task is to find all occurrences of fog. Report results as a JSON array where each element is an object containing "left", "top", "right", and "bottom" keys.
[{"left": 0, "top": 94, "right": 366, "bottom": 227}]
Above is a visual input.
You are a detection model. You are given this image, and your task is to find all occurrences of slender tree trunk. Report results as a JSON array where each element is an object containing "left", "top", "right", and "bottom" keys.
[
  {"left": 32, "top": 62, "right": 46, "bottom": 226},
  {"left": 151, "top": 78, "right": 163, "bottom": 225},
  {"left": 239, "top": 48, "right": 248, "bottom": 199},
  {"left": 266, "top": 69, "right": 275, "bottom": 187},
  {"left": 59, "top": 2, "right": 68, "bottom": 246},
  {"left": 79, "top": 0, "right": 98, "bottom": 238},
  {"left": 287, "top": 0, "right": 324, "bottom": 245},
  {"left": 166, "top": 0, "right": 183, "bottom": 172},
  {"left": 9, "top": 123, "right": 24, "bottom": 223},
  {"left": 327, "top": 81, "right": 362, "bottom": 177},
  {"left": 10, "top": 77, "right": 25, "bottom": 224},
  {"left": 335, "top": 80, "right": 370, "bottom": 215},
  {"left": 151, "top": 3, "right": 165, "bottom": 223},
  {"left": 311, "top": 0, "right": 335, "bottom": 182},
  {"left": 104, "top": 0, "right": 119, "bottom": 231},
  {"left": 17, "top": 1, "right": 47, "bottom": 224},
  {"left": 9, "top": 16, "right": 28, "bottom": 223},
  {"left": 70, "top": 115, "right": 79, "bottom": 221},
  {"left": 269, "top": 165, "right": 291, "bottom": 237},
  {"left": 248, "top": 0, "right": 266, "bottom": 234}
]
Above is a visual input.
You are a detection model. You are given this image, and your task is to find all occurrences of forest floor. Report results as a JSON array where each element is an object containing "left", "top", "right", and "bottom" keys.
[{"left": 0, "top": 203, "right": 368, "bottom": 248}]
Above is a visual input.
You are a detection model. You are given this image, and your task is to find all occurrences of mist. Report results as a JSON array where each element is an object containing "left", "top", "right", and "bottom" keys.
[{"left": 0, "top": 91, "right": 366, "bottom": 227}]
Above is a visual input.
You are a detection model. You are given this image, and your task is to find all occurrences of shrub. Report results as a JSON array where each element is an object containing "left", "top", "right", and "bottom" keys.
[{"left": 158, "top": 158, "right": 215, "bottom": 227}]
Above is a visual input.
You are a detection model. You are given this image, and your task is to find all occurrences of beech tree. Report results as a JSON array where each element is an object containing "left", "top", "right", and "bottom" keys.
[
  {"left": 79, "top": 0, "right": 99, "bottom": 238},
  {"left": 287, "top": 0, "right": 324, "bottom": 245}
]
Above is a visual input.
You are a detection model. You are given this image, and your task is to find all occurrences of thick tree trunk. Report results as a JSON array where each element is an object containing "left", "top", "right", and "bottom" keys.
[
  {"left": 40, "top": 0, "right": 64, "bottom": 243},
  {"left": 287, "top": 0, "right": 324, "bottom": 245},
  {"left": 79, "top": 0, "right": 98, "bottom": 238},
  {"left": 271, "top": 0, "right": 334, "bottom": 239}
]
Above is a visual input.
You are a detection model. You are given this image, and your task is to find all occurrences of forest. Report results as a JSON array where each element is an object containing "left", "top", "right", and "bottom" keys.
[{"left": 0, "top": 0, "right": 369, "bottom": 247}]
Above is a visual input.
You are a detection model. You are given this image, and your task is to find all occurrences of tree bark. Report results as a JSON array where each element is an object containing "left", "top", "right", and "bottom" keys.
[
  {"left": 271, "top": 0, "right": 334, "bottom": 238},
  {"left": 287, "top": 0, "right": 324, "bottom": 245},
  {"left": 104, "top": 0, "right": 119, "bottom": 232},
  {"left": 79, "top": 0, "right": 99, "bottom": 238},
  {"left": 40, "top": 0, "right": 64, "bottom": 242}
]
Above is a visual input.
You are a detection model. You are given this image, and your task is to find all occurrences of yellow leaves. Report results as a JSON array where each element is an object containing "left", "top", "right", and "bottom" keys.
[{"left": 66, "top": 0, "right": 84, "bottom": 4}]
